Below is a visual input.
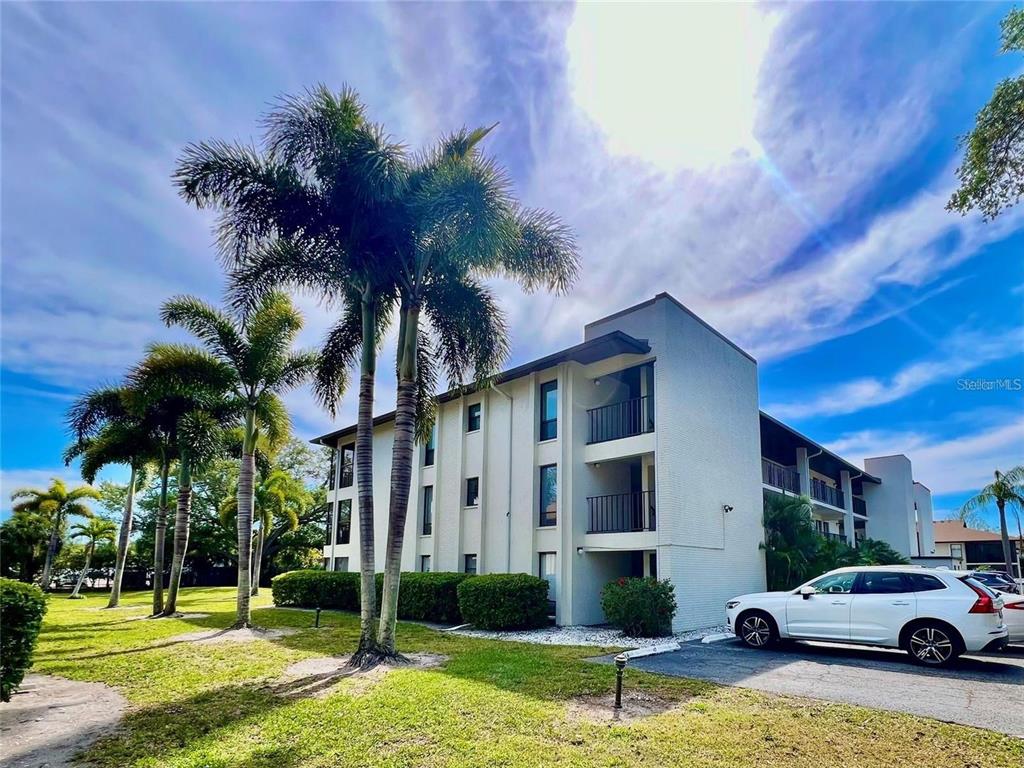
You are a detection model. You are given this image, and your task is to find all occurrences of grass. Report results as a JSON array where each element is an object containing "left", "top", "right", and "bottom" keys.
[{"left": 33, "top": 587, "right": 1023, "bottom": 768}]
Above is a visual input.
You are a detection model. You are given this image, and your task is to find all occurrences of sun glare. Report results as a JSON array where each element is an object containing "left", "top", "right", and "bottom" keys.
[{"left": 566, "top": 4, "right": 779, "bottom": 171}]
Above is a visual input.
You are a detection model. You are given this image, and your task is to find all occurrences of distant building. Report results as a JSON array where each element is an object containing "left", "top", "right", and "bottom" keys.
[{"left": 933, "top": 520, "right": 1022, "bottom": 577}]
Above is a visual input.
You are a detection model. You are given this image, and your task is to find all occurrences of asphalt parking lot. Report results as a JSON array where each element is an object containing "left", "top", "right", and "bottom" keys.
[{"left": 602, "top": 639, "right": 1024, "bottom": 737}]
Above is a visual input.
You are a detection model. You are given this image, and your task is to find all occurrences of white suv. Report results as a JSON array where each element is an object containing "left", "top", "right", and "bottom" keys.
[{"left": 725, "top": 566, "right": 1009, "bottom": 667}]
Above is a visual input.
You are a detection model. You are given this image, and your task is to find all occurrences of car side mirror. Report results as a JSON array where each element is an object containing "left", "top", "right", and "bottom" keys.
[{"left": 799, "top": 586, "right": 816, "bottom": 600}]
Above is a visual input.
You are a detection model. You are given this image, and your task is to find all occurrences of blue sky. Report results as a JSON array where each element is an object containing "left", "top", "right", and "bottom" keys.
[{"left": 2, "top": 2, "right": 1022, "bottom": 528}]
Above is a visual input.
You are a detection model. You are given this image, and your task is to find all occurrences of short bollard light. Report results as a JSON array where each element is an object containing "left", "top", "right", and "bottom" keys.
[
  {"left": 613, "top": 653, "right": 628, "bottom": 709},
  {"left": 314, "top": 607, "right": 322, "bottom": 628}
]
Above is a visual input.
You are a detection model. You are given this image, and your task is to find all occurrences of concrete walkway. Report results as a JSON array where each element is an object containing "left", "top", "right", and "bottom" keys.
[{"left": 0, "top": 674, "right": 126, "bottom": 768}]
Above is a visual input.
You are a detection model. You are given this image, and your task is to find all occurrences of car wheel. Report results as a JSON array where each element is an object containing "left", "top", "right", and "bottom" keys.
[
  {"left": 905, "top": 623, "right": 960, "bottom": 667},
  {"left": 737, "top": 611, "right": 776, "bottom": 649}
]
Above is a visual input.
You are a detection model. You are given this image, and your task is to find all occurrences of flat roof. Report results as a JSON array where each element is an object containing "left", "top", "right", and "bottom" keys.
[
  {"left": 312, "top": 330, "right": 651, "bottom": 445},
  {"left": 759, "top": 411, "right": 881, "bottom": 484}
]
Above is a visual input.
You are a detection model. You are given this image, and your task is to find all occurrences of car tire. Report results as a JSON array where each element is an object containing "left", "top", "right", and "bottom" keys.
[
  {"left": 736, "top": 610, "right": 777, "bottom": 649},
  {"left": 903, "top": 622, "right": 962, "bottom": 667}
]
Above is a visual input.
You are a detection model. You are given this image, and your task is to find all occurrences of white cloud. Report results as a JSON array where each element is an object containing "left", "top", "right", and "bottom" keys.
[
  {"left": 767, "top": 326, "right": 1024, "bottom": 419},
  {"left": 827, "top": 415, "right": 1024, "bottom": 496}
]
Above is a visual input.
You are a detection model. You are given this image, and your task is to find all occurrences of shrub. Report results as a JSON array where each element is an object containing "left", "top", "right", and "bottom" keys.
[
  {"left": 1, "top": 578, "right": 48, "bottom": 701},
  {"left": 601, "top": 577, "right": 676, "bottom": 637},
  {"left": 457, "top": 573, "right": 549, "bottom": 630},
  {"left": 374, "top": 572, "right": 471, "bottom": 624},
  {"left": 270, "top": 570, "right": 360, "bottom": 611}
]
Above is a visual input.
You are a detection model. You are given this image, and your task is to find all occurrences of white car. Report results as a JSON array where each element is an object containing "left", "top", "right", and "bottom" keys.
[
  {"left": 725, "top": 566, "right": 1009, "bottom": 667},
  {"left": 1000, "top": 590, "right": 1024, "bottom": 644}
]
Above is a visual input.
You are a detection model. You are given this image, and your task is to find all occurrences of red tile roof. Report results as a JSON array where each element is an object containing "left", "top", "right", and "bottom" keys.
[{"left": 933, "top": 519, "right": 1020, "bottom": 543}]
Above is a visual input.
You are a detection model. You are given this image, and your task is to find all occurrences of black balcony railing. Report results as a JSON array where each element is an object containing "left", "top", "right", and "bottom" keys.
[
  {"left": 587, "top": 490, "right": 656, "bottom": 533},
  {"left": 852, "top": 496, "right": 867, "bottom": 517},
  {"left": 761, "top": 458, "right": 800, "bottom": 494},
  {"left": 587, "top": 396, "right": 654, "bottom": 444},
  {"left": 818, "top": 530, "right": 847, "bottom": 544},
  {"left": 811, "top": 478, "right": 845, "bottom": 509}
]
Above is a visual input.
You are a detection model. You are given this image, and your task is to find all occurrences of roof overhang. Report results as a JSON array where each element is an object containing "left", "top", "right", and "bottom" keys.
[{"left": 759, "top": 411, "right": 881, "bottom": 484}]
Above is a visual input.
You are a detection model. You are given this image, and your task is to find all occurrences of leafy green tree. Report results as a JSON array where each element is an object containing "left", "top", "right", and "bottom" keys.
[
  {"left": 761, "top": 493, "right": 820, "bottom": 590},
  {"left": 174, "top": 86, "right": 406, "bottom": 661},
  {"left": 129, "top": 344, "right": 238, "bottom": 615},
  {"left": 66, "top": 386, "right": 160, "bottom": 607},
  {"left": 0, "top": 511, "right": 52, "bottom": 582},
  {"left": 68, "top": 517, "right": 117, "bottom": 598},
  {"left": 960, "top": 466, "right": 1024, "bottom": 577},
  {"left": 10, "top": 479, "right": 99, "bottom": 591},
  {"left": 160, "top": 292, "right": 315, "bottom": 626},
  {"left": 948, "top": 8, "right": 1024, "bottom": 219}
]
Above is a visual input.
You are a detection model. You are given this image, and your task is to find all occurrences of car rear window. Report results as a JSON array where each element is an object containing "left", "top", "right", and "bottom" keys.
[{"left": 907, "top": 573, "right": 946, "bottom": 592}]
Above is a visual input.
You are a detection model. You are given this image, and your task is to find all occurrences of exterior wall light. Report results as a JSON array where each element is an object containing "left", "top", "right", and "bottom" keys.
[{"left": 722, "top": 504, "right": 733, "bottom": 513}]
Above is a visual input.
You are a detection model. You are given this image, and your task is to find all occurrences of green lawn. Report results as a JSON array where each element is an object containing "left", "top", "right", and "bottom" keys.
[{"left": 34, "top": 587, "right": 1022, "bottom": 768}]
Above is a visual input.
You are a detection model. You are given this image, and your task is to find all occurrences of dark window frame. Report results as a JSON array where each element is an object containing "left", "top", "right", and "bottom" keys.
[
  {"left": 467, "top": 403, "right": 482, "bottom": 432},
  {"left": 539, "top": 380, "right": 558, "bottom": 441},
  {"left": 539, "top": 464, "right": 557, "bottom": 527},
  {"left": 335, "top": 499, "right": 351, "bottom": 545},
  {"left": 423, "top": 428, "right": 436, "bottom": 467},
  {"left": 339, "top": 443, "right": 355, "bottom": 488},
  {"left": 422, "top": 486, "right": 433, "bottom": 535},
  {"left": 853, "top": 571, "right": 911, "bottom": 595},
  {"left": 464, "top": 554, "right": 478, "bottom": 575},
  {"left": 420, "top": 555, "right": 431, "bottom": 573},
  {"left": 465, "top": 477, "right": 480, "bottom": 507}
]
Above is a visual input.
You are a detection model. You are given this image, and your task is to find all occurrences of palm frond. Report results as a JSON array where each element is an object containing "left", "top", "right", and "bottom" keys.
[
  {"left": 161, "top": 295, "right": 248, "bottom": 370},
  {"left": 254, "top": 391, "right": 291, "bottom": 451},
  {"left": 500, "top": 206, "right": 580, "bottom": 294}
]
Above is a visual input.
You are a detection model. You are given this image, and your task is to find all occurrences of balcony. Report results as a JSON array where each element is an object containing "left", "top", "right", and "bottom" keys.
[
  {"left": 852, "top": 496, "right": 867, "bottom": 516},
  {"left": 587, "top": 490, "right": 656, "bottom": 533},
  {"left": 818, "top": 531, "right": 847, "bottom": 545},
  {"left": 811, "top": 478, "right": 844, "bottom": 509},
  {"left": 587, "top": 396, "right": 654, "bottom": 444},
  {"left": 761, "top": 458, "right": 800, "bottom": 494}
]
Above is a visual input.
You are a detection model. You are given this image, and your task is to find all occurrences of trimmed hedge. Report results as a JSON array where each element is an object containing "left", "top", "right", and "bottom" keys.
[
  {"left": 270, "top": 570, "right": 472, "bottom": 623},
  {"left": 600, "top": 577, "right": 676, "bottom": 637},
  {"left": 270, "top": 570, "right": 360, "bottom": 611},
  {"left": 457, "top": 573, "right": 549, "bottom": 630},
  {"left": 1, "top": 578, "right": 48, "bottom": 702}
]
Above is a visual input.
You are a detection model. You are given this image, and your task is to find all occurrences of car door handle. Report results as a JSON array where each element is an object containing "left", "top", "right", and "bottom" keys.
[
  {"left": 891, "top": 601, "right": 910, "bottom": 606},
  {"left": 831, "top": 600, "right": 848, "bottom": 605}
]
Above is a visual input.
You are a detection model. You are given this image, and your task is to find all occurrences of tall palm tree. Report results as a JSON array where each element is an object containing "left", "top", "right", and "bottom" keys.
[
  {"left": 160, "top": 292, "right": 314, "bottom": 627},
  {"left": 66, "top": 386, "right": 160, "bottom": 608},
  {"left": 960, "top": 466, "right": 1024, "bottom": 578},
  {"left": 373, "top": 127, "right": 578, "bottom": 658},
  {"left": 219, "top": 468, "right": 308, "bottom": 595},
  {"left": 68, "top": 517, "right": 117, "bottom": 598},
  {"left": 129, "top": 344, "right": 238, "bottom": 615},
  {"left": 174, "top": 85, "right": 404, "bottom": 661},
  {"left": 10, "top": 479, "right": 99, "bottom": 591}
]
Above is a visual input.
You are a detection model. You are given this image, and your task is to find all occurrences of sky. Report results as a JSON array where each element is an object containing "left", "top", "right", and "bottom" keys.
[{"left": 2, "top": 2, "right": 1023, "bottom": 529}]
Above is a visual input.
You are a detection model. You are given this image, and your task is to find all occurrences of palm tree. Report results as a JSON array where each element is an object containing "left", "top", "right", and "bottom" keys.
[
  {"left": 160, "top": 292, "right": 314, "bottom": 627},
  {"left": 10, "top": 479, "right": 99, "bottom": 591},
  {"left": 68, "top": 517, "right": 117, "bottom": 598},
  {"left": 373, "top": 126, "right": 578, "bottom": 658},
  {"left": 129, "top": 344, "right": 238, "bottom": 615},
  {"left": 219, "top": 468, "right": 308, "bottom": 595},
  {"left": 174, "top": 86, "right": 405, "bottom": 661},
  {"left": 761, "top": 492, "right": 819, "bottom": 590},
  {"left": 66, "top": 386, "right": 160, "bottom": 608},
  {"left": 960, "top": 467, "right": 1024, "bottom": 578}
]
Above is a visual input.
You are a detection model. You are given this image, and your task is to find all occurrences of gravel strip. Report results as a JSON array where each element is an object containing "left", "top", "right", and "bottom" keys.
[{"left": 451, "top": 624, "right": 730, "bottom": 649}]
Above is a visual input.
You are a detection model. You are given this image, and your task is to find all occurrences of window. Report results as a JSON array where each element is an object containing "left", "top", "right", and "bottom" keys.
[
  {"left": 807, "top": 572, "right": 856, "bottom": 594},
  {"left": 465, "top": 477, "right": 480, "bottom": 507},
  {"left": 333, "top": 557, "right": 349, "bottom": 573},
  {"left": 420, "top": 555, "right": 431, "bottom": 573},
  {"left": 328, "top": 449, "right": 337, "bottom": 490},
  {"left": 467, "top": 403, "right": 481, "bottom": 432},
  {"left": 323, "top": 557, "right": 331, "bottom": 570},
  {"left": 335, "top": 500, "right": 351, "bottom": 545},
  {"left": 908, "top": 573, "right": 946, "bottom": 592},
  {"left": 324, "top": 502, "right": 334, "bottom": 545},
  {"left": 648, "top": 552, "right": 658, "bottom": 579},
  {"left": 856, "top": 571, "right": 909, "bottom": 595},
  {"left": 950, "top": 543, "right": 963, "bottom": 559},
  {"left": 423, "top": 427, "right": 435, "bottom": 467},
  {"left": 422, "top": 486, "right": 433, "bottom": 535},
  {"left": 539, "top": 380, "right": 557, "bottom": 440},
  {"left": 538, "top": 552, "right": 557, "bottom": 610},
  {"left": 539, "top": 465, "right": 557, "bottom": 526},
  {"left": 340, "top": 443, "right": 355, "bottom": 488},
  {"left": 464, "top": 554, "right": 478, "bottom": 575}
]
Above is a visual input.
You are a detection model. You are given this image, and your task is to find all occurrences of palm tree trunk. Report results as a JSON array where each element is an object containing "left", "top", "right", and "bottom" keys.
[
  {"left": 70, "top": 542, "right": 94, "bottom": 598},
  {"left": 106, "top": 464, "right": 137, "bottom": 608},
  {"left": 152, "top": 453, "right": 170, "bottom": 615},
  {"left": 377, "top": 303, "right": 420, "bottom": 657},
  {"left": 998, "top": 499, "right": 1015, "bottom": 577},
  {"left": 250, "top": 523, "right": 264, "bottom": 597},
  {"left": 234, "top": 408, "right": 256, "bottom": 627},
  {"left": 351, "top": 290, "right": 380, "bottom": 666},
  {"left": 162, "top": 455, "right": 193, "bottom": 616},
  {"left": 40, "top": 521, "right": 60, "bottom": 592}
]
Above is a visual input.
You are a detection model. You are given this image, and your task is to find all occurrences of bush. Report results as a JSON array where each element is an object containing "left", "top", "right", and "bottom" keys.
[
  {"left": 457, "top": 573, "right": 549, "bottom": 630},
  {"left": 374, "top": 572, "right": 471, "bottom": 624},
  {"left": 271, "top": 570, "right": 472, "bottom": 624},
  {"left": 601, "top": 577, "right": 676, "bottom": 637},
  {"left": 270, "top": 570, "right": 360, "bottom": 611},
  {"left": 1, "top": 578, "right": 48, "bottom": 702}
]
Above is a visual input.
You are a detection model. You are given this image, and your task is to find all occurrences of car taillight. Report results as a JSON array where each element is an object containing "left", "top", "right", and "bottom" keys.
[
  {"left": 1005, "top": 602, "right": 1024, "bottom": 611},
  {"left": 965, "top": 580, "right": 997, "bottom": 614}
]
